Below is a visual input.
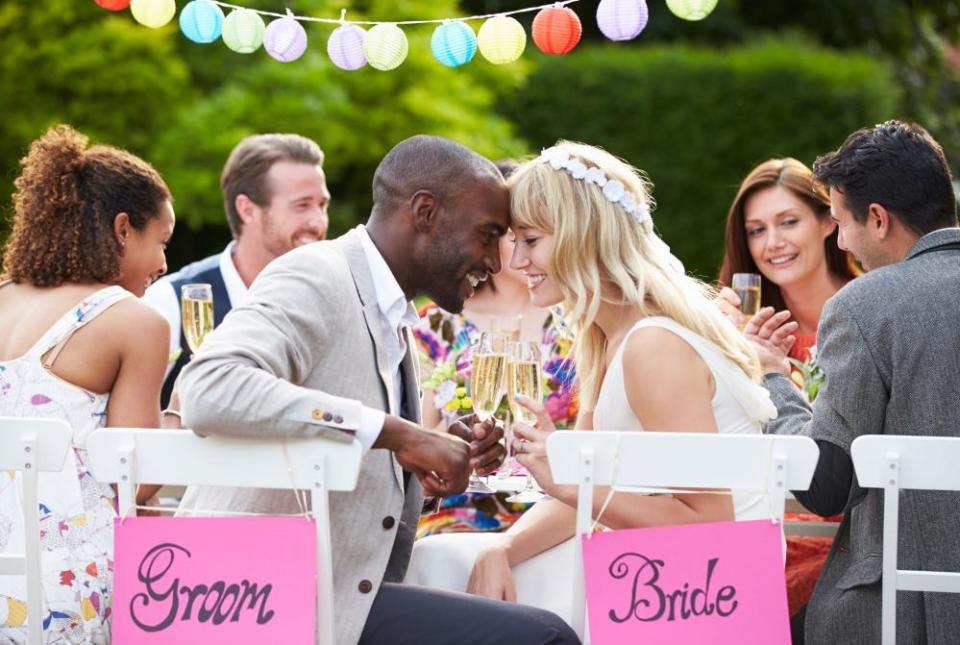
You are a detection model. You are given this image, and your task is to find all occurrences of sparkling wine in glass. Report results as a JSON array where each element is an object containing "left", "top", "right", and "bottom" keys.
[
  {"left": 465, "top": 332, "right": 509, "bottom": 493},
  {"left": 506, "top": 341, "right": 547, "bottom": 504},
  {"left": 181, "top": 283, "right": 214, "bottom": 353},
  {"left": 731, "top": 273, "right": 761, "bottom": 329}
]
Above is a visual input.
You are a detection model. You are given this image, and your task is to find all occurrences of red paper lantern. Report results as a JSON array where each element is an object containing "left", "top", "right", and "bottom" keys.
[
  {"left": 96, "top": 0, "right": 132, "bottom": 10},
  {"left": 532, "top": 5, "right": 582, "bottom": 55}
]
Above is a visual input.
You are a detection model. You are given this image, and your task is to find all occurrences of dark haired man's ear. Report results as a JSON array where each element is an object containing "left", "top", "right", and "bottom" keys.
[
  {"left": 410, "top": 190, "right": 439, "bottom": 233},
  {"left": 868, "top": 203, "right": 892, "bottom": 240}
]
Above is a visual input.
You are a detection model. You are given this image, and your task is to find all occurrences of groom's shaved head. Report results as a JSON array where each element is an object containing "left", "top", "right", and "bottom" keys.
[
  {"left": 371, "top": 135, "right": 502, "bottom": 217},
  {"left": 367, "top": 135, "right": 509, "bottom": 314}
]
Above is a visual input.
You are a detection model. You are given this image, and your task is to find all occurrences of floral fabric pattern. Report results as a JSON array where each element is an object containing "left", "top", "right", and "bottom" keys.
[
  {"left": 413, "top": 304, "right": 579, "bottom": 537},
  {"left": 1, "top": 286, "right": 130, "bottom": 644}
]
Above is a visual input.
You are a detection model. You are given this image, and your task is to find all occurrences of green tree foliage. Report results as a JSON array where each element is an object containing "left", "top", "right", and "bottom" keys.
[{"left": 504, "top": 39, "right": 900, "bottom": 278}]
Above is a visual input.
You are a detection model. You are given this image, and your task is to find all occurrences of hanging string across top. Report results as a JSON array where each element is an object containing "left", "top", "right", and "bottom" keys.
[{"left": 95, "top": 0, "right": 720, "bottom": 70}]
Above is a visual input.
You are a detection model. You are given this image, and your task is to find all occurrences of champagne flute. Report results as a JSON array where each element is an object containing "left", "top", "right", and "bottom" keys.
[
  {"left": 181, "top": 283, "right": 215, "bottom": 354},
  {"left": 731, "top": 273, "right": 761, "bottom": 329},
  {"left": 464, "top": 332, "right": 509, "bottom": 494},
  {"left": 506, "top": 341, "right": 547, "bottom": 504}
]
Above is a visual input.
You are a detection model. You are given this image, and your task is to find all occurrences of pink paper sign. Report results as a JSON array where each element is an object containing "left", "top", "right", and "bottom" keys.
[
  {"left": 582, "top": 519, "right": 788, "bottom": 644},
  {"left": 113, "top": 516, "right": 316, "bottom": 644}
]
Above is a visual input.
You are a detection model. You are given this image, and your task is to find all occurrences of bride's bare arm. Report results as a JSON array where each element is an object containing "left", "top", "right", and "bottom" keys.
[{"left": 551, "top": 328, "right": 734, "bottom": 528}]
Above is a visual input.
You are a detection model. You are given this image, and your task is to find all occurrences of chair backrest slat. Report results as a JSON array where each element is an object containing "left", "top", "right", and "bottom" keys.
[
  {"left": 547, "top": 431, "right": 819, "bottom": 490},
  {"left": 852, "top": 435, "right": 960, "bottom": 490},
  {"left": 86, "top": 428, "right": 362, "bottom": 491},
  {"left": 0, "top": 416, "right": 72, "bottom": 471}
]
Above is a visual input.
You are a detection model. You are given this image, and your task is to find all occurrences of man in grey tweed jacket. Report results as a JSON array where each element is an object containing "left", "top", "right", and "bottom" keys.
[{"left": 749, "top": 121, "right": 960, "bottom": 644}]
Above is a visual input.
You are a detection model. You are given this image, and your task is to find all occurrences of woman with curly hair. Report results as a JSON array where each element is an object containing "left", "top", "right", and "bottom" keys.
[{"left": 0, "top": 125, "right": 174, "bottom": 643}]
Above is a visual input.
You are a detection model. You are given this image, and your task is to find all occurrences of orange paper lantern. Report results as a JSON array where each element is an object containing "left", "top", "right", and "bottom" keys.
[
  {"left": 95, "top": 0, "right": 131, "bottom": 9},
  {"left": 532, "top": 5, "right": 582, "bottom": 55}
]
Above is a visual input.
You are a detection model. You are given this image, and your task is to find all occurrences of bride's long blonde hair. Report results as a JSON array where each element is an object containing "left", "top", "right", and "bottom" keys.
[{"left": 509, "top": 141, "right": 761, "bottom": 408}]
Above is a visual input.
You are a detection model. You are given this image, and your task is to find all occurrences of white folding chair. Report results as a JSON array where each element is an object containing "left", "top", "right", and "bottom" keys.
[
  {"left": 851, "top": 435, "right": 960, "bottom": 645},
  {"left": 86, "top": 428, "right": 363, "bottom": 645},
  {"left": 546, "top": 431, "right": 819, "bottom": 642},
  {"left": 0, "top": 417, "right": 73, "bottom": 643}
]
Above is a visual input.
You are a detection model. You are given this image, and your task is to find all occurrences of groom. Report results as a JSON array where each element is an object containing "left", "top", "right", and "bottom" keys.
[{"left": 178, "top": 135, "right": 579, "bottom": 644}]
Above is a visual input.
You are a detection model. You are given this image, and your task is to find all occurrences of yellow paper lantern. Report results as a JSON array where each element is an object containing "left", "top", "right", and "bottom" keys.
[
  {"left": 363, "top": 23, "right": 408, "bottom": 71},
  {"left": 477, "top": 15, "right": 526, "bottom": 65},
  {"left": 130, "top": 0, "right": 176, "bottom": 29},
  {"left": 665, "top": 0, "right": 718, "bottom": 21}
]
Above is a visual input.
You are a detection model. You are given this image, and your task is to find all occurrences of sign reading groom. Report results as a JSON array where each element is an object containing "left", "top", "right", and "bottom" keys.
[{"left": 177, "top": 135, "right": 580, "bottom": 645}]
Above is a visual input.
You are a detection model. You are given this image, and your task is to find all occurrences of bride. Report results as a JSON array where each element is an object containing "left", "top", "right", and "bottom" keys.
[{"left": 405, "top": 141, "right": 783, "bottom": 626}]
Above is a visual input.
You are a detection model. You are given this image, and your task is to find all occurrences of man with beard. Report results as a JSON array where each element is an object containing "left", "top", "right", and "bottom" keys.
[
  {"left": 145, "top": 133, "right": 331, "bottom": 408},
  {"left": 176, "top": 135, "right": 579, "bottom": 645}
]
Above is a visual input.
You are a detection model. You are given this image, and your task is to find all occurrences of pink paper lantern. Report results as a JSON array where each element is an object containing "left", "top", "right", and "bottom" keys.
[
  {"left": 596, "top": 0, "right": 649, "bottom": 41},
  {"left": 264, "top": 15, "right": 308, "bottom": 62},
  {"left": 327, "top": 23, "right": 367, "bottom": 71}
]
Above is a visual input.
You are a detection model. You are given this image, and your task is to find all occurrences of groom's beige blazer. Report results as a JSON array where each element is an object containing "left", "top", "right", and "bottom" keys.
[{"left": 178, "top": 227, "right": 423, "bottom": 645}]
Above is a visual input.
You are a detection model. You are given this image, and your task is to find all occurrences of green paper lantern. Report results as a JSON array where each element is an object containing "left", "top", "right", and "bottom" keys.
[
  {"left": 130, "top": 0, "right": 176, "bottom": 28},
  {"left": 363, "top": 23, "right": 408, "bottom": 71},
  {"left": 222, "top": 8, "right": 265, "bottom": 54},
  {"left": 665, "top": 0, "right": 718, "bottom": 21}
]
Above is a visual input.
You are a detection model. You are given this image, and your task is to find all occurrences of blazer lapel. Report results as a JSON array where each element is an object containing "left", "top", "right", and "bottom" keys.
[
  {"left": 339, "top": 228, "right": 405, "bottom": 491},
  {"left": 340, "top": 228, "right": 398, "bottom": 416}
]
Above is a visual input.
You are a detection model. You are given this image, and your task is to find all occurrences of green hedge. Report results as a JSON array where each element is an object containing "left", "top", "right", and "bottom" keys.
[{"left": 503, "top": 39, "right": 900, "bottom": 279}]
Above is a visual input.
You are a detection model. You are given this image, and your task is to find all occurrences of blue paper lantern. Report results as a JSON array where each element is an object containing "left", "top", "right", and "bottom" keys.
[
  {"left": 430, "top": 21, "right": 477, "bottom": 68},
  {"left": 179, "top": 0, "right": 224, "bottom": 44}
]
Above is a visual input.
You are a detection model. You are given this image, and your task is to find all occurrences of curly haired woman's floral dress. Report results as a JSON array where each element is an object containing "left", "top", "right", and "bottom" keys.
[
  {"left": 413, "top": 304, "right": 578, "bottom": 538},
  {"left": 0, "top": 285, "right": 130, "bottom": 644}
]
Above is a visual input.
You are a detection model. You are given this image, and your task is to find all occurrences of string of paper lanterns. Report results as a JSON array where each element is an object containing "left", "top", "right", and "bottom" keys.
[{"left": 103, "top": 0, "right": 720, "bottom": 70}]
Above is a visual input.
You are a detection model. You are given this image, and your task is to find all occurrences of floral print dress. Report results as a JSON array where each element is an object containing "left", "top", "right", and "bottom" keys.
[
  {"left": 0, "top": 285, "right": 131, "bottom": 644},
  {"left": 413, "top": 304, "right": 578, "bottom": 537}
]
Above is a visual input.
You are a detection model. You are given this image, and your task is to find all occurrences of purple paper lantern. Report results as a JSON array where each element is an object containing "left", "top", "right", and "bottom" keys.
[
  {"left": 596, "top": 0, "right": 649, "bottom": 41},
  {"left": 327, "top": 22, "right": 367, "bottom": 71},
  {"left": 264, "top": 15, "right": 308, "bottom": 62}
]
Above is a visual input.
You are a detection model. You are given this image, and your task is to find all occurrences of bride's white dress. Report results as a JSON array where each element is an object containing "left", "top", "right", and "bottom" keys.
[{"left": 404, "top": 317, "right": 779, "bottom": 627}]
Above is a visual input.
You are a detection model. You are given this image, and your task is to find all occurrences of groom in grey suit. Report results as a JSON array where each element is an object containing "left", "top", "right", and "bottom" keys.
[
  {"left": 178, "top": 136, "right": 579, "bottom": 644},
  {"left": 749, "top": 121, "right": 960, "bottom": 644}
]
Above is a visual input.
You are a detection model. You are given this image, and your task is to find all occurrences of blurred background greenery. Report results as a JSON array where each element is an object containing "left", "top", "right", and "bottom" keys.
[{"left": 0, "top": 0, "right": 957, "bottom": 278}]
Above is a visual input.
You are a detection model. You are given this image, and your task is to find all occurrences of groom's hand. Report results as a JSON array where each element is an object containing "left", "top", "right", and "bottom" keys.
[
  {"left": 448, "top": 415, "right": 506, "bottom": 476},
  {"left": 377, "top": 417, "right": 471, "bottom": 496}
]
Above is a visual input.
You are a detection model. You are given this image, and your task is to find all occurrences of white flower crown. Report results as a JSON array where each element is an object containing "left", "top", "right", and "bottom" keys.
[{"left": 538, "top": 147, "right": 652, "bottom": 225}]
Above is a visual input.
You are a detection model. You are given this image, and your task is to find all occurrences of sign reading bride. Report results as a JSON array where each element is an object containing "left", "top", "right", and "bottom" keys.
[
  {"left": 582, "top": 519, "right": 788, "bottom": 644},
  {"left": 113, "top": 516, "right": 316, "bottom": 644}
]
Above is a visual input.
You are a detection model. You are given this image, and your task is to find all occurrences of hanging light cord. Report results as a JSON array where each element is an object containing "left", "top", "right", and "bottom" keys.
[{"left": 209, "top": 0, "right": 581, "bottom": 26}]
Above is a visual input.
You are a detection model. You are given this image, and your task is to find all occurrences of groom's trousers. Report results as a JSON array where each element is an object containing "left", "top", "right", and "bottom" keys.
[{"left": 358, "top": 582, "right": 580, "bottom": 644}]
